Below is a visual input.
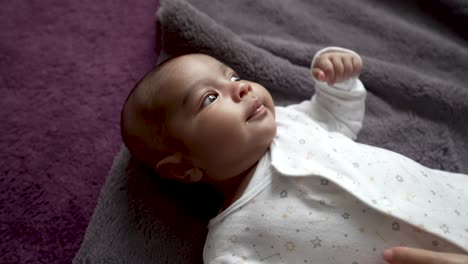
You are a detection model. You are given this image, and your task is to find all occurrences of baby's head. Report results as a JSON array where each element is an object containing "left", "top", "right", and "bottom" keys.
[{"left": 121, "top": 54, "right": 276, "bottom": 184}]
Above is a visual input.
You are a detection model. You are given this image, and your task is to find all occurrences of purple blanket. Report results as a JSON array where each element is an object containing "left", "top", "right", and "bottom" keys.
[
  {"left": 1, "top": 0, "right": 158, "bottom": 262},
  {"left": 73, "top": 0, "right": 468, "bottom": 264}
]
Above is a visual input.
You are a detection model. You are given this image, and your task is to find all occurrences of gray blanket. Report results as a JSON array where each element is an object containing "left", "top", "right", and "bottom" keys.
[{"left": 74, "top": 0, "right": 468, "bottom": 263}]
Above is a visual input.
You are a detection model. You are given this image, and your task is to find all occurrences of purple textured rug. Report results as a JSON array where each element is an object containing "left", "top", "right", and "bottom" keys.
[{"left": 0, "top": 0, "right": 158, "bottom": 262}]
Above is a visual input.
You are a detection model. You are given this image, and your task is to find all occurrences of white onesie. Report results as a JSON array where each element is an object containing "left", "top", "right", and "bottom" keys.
[{"left": 203, "top": 48, "right": 468, "bottom": 264}]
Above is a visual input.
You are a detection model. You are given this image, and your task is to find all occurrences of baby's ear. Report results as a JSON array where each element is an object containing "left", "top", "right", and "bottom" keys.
[{"left": 155, "top": 153, "right": 202, "bottom": 183}]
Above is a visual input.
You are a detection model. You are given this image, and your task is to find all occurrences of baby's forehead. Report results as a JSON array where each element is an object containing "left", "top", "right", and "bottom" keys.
[
  {"left": 142, "top": 54, "right": 222, "bottom": 105},
  {"left": 166, "top": 53, "right": 225, "bottom": 72},
  {"left": 156, "top": 53, "right": 229, "bottom": 89}
]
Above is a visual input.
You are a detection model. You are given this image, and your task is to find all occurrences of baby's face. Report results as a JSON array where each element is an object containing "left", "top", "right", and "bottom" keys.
[{"left": 158, "top": 54, "right": 276, "bottom": 181}]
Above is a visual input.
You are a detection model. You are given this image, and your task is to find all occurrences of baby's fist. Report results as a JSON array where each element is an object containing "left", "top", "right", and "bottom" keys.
[{"left": 312, "top": 51, "right": 362, "bottom": 86}]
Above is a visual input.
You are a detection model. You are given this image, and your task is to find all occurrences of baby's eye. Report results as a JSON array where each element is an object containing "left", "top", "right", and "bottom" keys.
[
  {"left": 202, "top": 94, "right": 218, "bottom": 108},
  {"left": 230, "top": 75, "right": 240, "bottom": 82}
]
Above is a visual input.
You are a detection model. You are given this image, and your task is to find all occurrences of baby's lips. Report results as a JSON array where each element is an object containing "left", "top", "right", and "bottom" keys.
[{"left": 246, "top": 99, "right": 262, "bottom": 121}]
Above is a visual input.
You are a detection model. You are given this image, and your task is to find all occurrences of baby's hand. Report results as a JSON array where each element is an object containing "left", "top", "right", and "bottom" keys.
[{"left": 312, "top": 51, "right": 362, "bottom": 86}]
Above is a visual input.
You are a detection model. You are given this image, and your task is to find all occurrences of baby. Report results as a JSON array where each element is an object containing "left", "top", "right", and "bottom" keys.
[{"left": 121, "top": 47, "right": 468, "bottom": 264}]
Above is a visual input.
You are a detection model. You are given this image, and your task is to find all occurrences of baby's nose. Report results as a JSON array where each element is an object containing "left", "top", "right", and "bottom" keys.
[{"left": 232, "top": 82, "right": 252, "bottom": 102}]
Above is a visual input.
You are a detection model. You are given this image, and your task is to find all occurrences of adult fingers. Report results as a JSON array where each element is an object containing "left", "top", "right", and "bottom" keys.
[
  {"left": 384, "top": 247, "right": 436, "bottom": 264},
  {"left": 384, "top": 247, "right": 468, "bottom": 264}
]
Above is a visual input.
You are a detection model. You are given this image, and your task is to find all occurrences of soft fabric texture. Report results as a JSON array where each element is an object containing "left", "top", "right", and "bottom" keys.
[
  {"left": 1, "top": 0, "right": 158, "bottom": 263},
  {"left": 74, "top": 0, "right": 468, "bottom": 263}
]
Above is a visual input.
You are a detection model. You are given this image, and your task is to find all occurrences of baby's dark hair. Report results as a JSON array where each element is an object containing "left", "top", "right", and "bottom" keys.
[
  {"left": 120, "top": 58, "right": 181, "bottom": 168},
  {"left": 121, "top": 58, "right": 224, "bottom": 218}
]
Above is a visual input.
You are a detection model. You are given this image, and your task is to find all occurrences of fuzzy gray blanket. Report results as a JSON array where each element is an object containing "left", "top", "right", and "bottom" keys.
[{"left": 74, "top": 0, "right": 468, "bottom": 263}]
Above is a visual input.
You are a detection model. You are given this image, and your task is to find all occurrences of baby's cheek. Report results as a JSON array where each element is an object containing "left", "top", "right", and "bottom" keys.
[
  {"left": 208, "top": 122, "right": 243, "bottom": 147},
  {"left": 193, "top": 116, "right": 238, "bottom": 147}
]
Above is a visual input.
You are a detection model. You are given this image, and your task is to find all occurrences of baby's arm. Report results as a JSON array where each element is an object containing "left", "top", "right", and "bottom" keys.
[{"left": 288, "top": 47, "right": 366, "bottom": 140}]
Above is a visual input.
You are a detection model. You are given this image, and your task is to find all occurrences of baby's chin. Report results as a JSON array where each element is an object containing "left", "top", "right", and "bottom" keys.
[{"left": 244, "top": 139, "right": 273, "bottom": 167}]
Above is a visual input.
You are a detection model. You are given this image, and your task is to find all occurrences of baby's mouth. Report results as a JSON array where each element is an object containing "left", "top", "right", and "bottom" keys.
[{"left": 247, "top": 100, "right": 266, "bottom": 121}]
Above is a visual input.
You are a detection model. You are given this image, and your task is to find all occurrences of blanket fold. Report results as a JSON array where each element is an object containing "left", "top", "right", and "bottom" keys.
[{"left": 74, "top": 0, "right": 468, "bottom": 263}]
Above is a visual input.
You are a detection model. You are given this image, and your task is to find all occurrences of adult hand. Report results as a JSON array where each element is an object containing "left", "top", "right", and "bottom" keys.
[{"left": 383, "top": 247, "right": 468, "bottom": 264}]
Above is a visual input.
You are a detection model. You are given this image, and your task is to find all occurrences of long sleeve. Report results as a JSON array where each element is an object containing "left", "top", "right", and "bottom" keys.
[{"left": 287, "top": 47, "right": 366, "bottom": 140}]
